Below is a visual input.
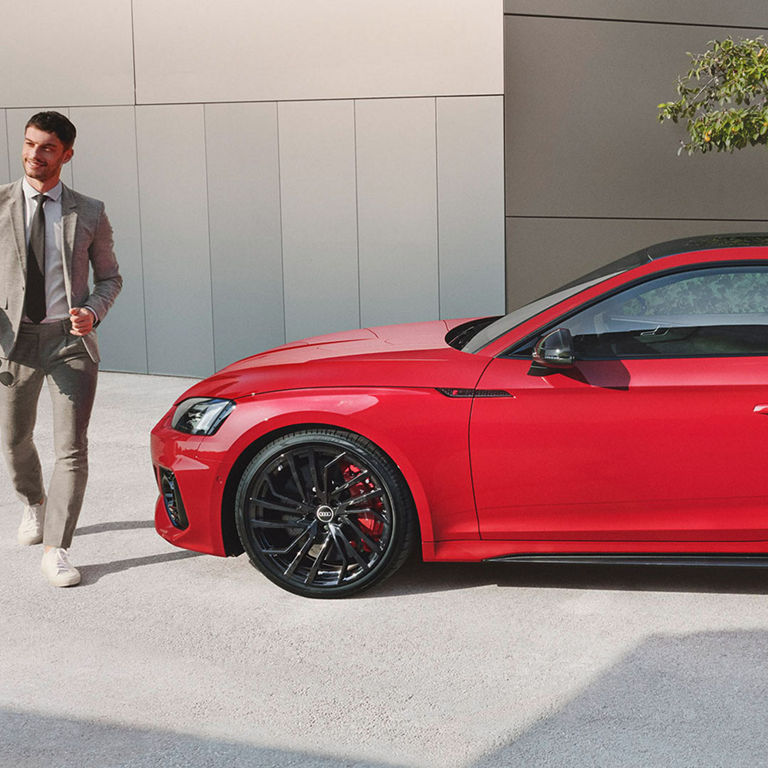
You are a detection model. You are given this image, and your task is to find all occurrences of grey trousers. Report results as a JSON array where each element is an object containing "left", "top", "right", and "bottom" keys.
[{"left": 0, "top": 321, "right": 98, "bottom": 548}]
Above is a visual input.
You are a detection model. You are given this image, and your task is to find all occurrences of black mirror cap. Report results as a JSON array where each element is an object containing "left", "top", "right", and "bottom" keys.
[{"left": 532, "top": 327, "right": 575, "bottom": 368}]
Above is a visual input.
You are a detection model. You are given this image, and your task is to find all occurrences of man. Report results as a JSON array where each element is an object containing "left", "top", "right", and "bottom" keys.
[{"left": 0, "top": 111, "right": 122, "bottom": 586}]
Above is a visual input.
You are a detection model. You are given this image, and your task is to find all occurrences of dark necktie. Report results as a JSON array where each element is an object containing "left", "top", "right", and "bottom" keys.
[{"left": 25, "top": 193, "right": 48, "bottom": 323}]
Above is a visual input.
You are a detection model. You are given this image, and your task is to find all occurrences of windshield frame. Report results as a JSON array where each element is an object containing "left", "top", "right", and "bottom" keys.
[{"left": 462, "top": 271, "right": 625, "bottom": 354}]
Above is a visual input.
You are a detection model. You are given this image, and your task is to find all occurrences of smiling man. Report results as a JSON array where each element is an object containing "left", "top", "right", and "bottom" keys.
[{"left": 0, "top": 111, "right": 122, "bottom": 586}]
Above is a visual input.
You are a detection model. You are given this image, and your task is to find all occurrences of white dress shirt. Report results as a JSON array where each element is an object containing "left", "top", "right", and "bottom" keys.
[{"left": 22, "top": 178, "right": 69, "bottom": 323}]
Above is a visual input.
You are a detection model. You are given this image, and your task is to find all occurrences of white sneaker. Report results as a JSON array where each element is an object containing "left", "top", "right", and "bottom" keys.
[
  {"left": 18, "top": 501, "right": 45, "bottom": 546},
  {"left": 41, "top": 548, "right": 81, "bottom": 587}
]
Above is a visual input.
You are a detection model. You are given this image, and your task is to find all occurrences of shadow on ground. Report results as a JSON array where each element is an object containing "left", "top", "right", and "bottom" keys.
[
  {"left": 374, "top": 558, "right": 768, "bottom": 598},
  {"left": 6, "top": 630, "right": 766, "bottom": 767},
  {"left": 472, "top": 629, "right": 768, "bottom": 767},
  {"left": 1, "top": 708, "right": 403, "bottom": 768},
  {"left": 70, "top": 517, "right": 768, "bottom": 598},
  {"left": 77, "top": 550, "right": 203, "bottom": 585},
  {"left": 76, "top": 520, "right": 157, "bottom": 536}
]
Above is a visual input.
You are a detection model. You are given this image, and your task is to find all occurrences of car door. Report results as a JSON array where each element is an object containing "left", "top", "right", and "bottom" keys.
[{"left": 469, "top": 264, "right": 768, "bottom": 542}]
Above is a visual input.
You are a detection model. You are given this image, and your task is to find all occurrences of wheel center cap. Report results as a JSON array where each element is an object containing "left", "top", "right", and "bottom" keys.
[{"left": 315, "top": 505, "right": 336, "bottom": 523}]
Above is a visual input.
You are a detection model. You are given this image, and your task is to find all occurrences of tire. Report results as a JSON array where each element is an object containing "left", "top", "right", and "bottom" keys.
[{"left": 235, "top": 428, "right": 418, "bottom": 598}]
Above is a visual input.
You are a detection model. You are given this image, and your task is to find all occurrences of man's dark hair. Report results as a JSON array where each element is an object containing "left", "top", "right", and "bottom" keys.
[{"left": 25, "top": 111, "right": 77, "bottom": 149}]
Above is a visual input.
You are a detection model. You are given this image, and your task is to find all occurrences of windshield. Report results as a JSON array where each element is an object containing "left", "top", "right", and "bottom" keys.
[
  {"left": 462, "top": 232, "right": 768, "bottom": 354},
  {"left": 462, "top": 272, "right": 623, "bottom": 354}
]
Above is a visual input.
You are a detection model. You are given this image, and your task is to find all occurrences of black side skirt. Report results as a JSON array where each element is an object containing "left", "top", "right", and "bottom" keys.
[{"left": 485, "top": 554, "right": 768, "bottom": 568}]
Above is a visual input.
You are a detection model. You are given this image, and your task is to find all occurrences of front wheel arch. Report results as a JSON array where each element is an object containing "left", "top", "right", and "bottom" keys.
[
  {"left": 221, "top": 422, "right": 427, "bottom": 557},
  {"left": 232, "top": 426, "right": 419, "bottom": 597},
  {"left": 220, "top": 425, "right": 321, "bottom": 556}
]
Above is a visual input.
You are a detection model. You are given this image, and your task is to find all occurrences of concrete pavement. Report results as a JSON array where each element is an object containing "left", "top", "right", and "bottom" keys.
[{"left": 2, "top": 371, "right": 768, "bottom": 767}]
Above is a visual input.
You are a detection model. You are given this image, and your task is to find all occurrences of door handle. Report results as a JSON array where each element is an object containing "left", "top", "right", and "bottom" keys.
[{"left": 755, "top": 405, "right": 768, "bottom": 415}]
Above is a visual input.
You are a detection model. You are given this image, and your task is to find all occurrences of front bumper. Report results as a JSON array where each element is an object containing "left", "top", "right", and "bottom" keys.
[{"left": 151, "top": 409, "right": 230, "bottom": 557}]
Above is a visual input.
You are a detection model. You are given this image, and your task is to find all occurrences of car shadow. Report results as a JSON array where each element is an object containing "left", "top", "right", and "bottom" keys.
[
  {"left": 372, "top": 558, "right": 768, "bottom": 598},
  {"left": 77, "top": 550, "right": 203, "bottom": 585},
  {"left": 75, "top": 519, "right": 156, "bottom": 536}
]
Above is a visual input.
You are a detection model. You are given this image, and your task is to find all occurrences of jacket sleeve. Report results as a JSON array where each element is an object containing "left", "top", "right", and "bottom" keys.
[{"left": 83, "top": 204, "right": 122, "bottom": 323}]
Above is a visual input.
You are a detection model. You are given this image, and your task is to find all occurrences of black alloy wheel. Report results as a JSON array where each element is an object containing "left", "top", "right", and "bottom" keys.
[{"left": 235, "top": 429, "right": 417, "bottom": 598}]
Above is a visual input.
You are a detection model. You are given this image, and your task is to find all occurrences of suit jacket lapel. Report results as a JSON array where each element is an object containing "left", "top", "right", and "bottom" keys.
[
  {"left": 9, "top": 181, "right": 26, "bottom": 273},
  {"left": 60, "top": 184, "right": 78, "bottom": 304}
]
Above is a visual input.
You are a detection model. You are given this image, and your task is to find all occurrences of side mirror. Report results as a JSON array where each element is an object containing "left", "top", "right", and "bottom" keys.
[{"left": 532, "top": 327, "right": 575, "bottom": 369}]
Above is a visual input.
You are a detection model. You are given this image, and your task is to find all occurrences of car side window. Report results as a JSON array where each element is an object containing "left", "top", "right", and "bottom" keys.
[{"left": 561, "top": 266, "right": 768, "bottom": 359}]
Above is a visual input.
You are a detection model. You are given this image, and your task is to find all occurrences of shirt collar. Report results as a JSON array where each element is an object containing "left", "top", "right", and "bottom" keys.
[{"left": 22, "top": 178, "right": 63, "bottom": 203}]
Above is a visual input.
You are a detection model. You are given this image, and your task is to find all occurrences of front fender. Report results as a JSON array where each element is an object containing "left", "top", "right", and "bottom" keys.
[{"left": 195, "top": 387, "right": 480, "bottom": 545}]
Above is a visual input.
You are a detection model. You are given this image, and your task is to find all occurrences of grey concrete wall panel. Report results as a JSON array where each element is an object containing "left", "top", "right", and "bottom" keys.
[
  {"left": 7, "top": 108, "right": 74, "bottom": 188},
  {"left": 505, "top": 17, "right": 768, "bottom": 221},
  {"left": 506, "top": 217, "right": 768, "bottom": 309},
  {"left": 132, "top": 0, "right": 503, "bottom": 105},
  {"left": 503, "top": 0, "right": 768, "bottom": 28},
  {"left": 437, "top": 96, "right": 506, "bottom": 320},
  {"left": 69, "top": 107, "right": 147, "bottom": 374},
  {"left": 0, "top": 3, "right": 507, "bottom": 376},
  {"left": 0, "top": 111, "right": 9, "bottom": 184},
  {"left": 278, "top": 101, "right": 359, "bottom": 342},
  {"left": 136, "top": 106, "right": 215, "bottom": 377},
  {"left": 356, "top": 98, "right": 439, "bottom": 327},
  {"left": 0, "top": 1, "right": 134, "bottom": 107},
  {"left": 205, "top": 102, "right": 285, "bottom": 369}
]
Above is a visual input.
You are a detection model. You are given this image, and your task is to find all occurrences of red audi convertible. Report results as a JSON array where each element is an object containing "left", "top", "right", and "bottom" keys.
[{"left": 151, "top": 234, "right": 768, "bottom": 597}]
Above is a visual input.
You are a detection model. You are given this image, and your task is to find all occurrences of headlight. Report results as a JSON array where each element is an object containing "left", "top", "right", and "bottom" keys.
[{"left": 171, "top": 397, "right": 235, "bottom": 435}]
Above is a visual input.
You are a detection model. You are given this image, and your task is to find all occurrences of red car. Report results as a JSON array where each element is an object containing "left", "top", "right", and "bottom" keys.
[{"left": 151, "top": 235, "right": 768, "bottom": 597}]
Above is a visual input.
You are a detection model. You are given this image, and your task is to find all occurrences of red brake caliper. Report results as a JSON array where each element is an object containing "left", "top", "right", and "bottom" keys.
[{"left": 342, "top": 463, "right": 384, "bottom": 551}]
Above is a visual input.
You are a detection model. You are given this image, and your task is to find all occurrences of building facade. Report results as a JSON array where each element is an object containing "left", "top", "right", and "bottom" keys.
[
  {"left": 504, "top": 1, "right": 768, "bottom": 306},
  {"left": 0, "top": 1, "right": 504, "bottom": 376},
  {"left": 2, "top": 2, "right": 767, "bottom": 376}
]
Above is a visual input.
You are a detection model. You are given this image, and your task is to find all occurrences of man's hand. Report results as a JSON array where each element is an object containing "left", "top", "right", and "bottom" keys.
[{"left": 69, "top": 307, "right": 96, "bottom": 336}]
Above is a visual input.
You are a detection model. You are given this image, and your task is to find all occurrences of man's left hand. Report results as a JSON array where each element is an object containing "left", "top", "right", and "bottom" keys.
[{"left": 69, "top": 307, "right": 96, "bottom": 336}]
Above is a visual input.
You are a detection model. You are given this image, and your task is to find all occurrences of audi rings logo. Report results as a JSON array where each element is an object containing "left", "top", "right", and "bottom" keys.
[{"left": 316, "top": 505, "right": 336, "bottom": 523}]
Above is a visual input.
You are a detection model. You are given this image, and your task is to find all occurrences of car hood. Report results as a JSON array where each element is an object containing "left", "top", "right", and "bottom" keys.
[{"left": 179, "top": 319, "right": 490, "bottom": 401}]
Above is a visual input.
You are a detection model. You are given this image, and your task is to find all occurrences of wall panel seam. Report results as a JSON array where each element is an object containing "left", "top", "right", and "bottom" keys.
[
  {"left": 506, "top": 215, "right": 768, "bottom": 222},
  {"left": 2, "top": 109, "right": 9, "bottom": 181},
  {"left": 16, "top": 96, "right": 505, "bottom": 110},
  {"left": 503, "top": 12, "right": 768, "bottom": 32},
  {"left": 353, "top": 100, "right": 362, "bottom": 329},
  {"left": 129, "top": 0, "right": 138, "bottom": 106},
  {"left": 133, "top": 94, "right": 504, "bottom": 108},
  {"left": 434, "top": 98, "right": 442, "bottom": 318},
  {"left": 202, "top": 105, "right": 218, "bottom": 370},
  {"left": 275, "top": 102, "right": 287, "bottom": 346},
  {"left": 133, "top": 105, "right": 150, "bottom": 374}
]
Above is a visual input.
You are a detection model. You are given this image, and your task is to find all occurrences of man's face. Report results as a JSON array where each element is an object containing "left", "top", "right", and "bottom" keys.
[{"left": 22, "top": 126, "right": 73, "bottom": 188}]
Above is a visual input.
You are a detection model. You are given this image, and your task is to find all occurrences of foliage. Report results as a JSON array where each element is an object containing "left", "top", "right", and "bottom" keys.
[{"left": 658, "top": 37, "right": 768, "bottom": 155}]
